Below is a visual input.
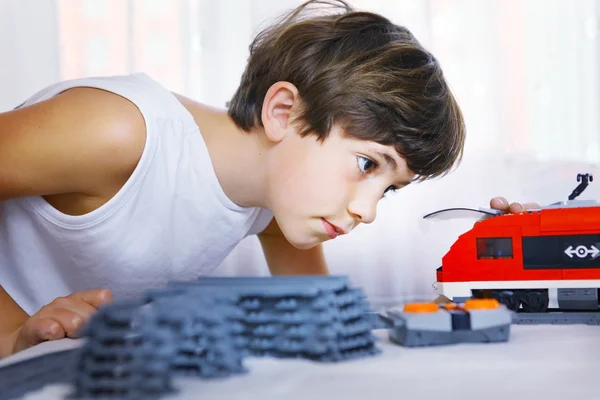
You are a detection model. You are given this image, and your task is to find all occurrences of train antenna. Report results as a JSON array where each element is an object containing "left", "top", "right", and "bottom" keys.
[{"left": 568, "top": 173, "right": 593, "bottom": 200}]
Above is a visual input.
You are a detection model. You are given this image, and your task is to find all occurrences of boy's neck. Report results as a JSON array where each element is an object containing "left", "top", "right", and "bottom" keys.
[{"left": 174, "top": 94, "right": 270, "bottom": 209}]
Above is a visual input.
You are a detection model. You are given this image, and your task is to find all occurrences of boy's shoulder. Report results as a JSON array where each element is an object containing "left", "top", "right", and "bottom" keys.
[{"left": 0, "top": 77, "right": 147, "bottom": 207}]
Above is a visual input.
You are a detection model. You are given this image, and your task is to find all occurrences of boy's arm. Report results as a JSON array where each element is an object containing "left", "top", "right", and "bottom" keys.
[
  {"left": 257, "top": 219, "right": 329, "bottom": 275},
  {"left": 0, "top": 88, "right": 144, "bottom": 357},
  {"left": 0, "top": 87, "right": 145, "bottom": 201},
  {"left": 0, "top": 287, "right": 29, "bottom": 357}
]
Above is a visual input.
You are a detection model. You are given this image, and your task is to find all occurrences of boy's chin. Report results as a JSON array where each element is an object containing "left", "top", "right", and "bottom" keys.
[{"left": 284, "top": 232, "right": 323, "bottom": 250}]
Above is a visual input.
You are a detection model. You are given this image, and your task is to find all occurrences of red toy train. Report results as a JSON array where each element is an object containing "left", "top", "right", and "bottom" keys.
[{"left": 428, "top": 174, "right": 600, "bottom": 312}]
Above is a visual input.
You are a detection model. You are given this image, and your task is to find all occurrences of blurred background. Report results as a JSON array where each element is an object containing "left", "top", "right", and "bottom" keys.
[{"left": 2, "top": 0, "right": 599, "bottom": 308}]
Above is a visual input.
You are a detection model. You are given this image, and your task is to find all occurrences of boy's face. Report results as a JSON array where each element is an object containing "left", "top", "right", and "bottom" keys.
[{"left": 265, "top": 124, "right": 415, "bottom": 249}]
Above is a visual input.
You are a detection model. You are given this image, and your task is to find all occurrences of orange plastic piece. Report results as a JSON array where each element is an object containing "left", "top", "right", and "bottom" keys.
[
  {"left": 442, "top": 303, "right": 458, "bottom": 310},
  {"left": 404, "top": 302, "right": 439, "bottom": 313},
  {"left": 463, "top": 298, "right": 500, "bottom": 310}
]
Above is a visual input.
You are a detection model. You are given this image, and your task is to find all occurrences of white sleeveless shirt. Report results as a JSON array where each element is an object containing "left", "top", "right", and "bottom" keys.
[{"left": 0, "top": 73, "right": 273, "bottom": 315}]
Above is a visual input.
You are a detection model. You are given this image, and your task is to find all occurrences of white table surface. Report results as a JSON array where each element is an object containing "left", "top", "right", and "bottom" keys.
[{"left": 4, "top": 324, "right": 599, "bottom": 400}]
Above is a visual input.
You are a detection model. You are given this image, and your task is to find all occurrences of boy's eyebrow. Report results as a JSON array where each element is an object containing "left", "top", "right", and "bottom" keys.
[
  {"left": 377, "top": 151, "right": 399, "bottom": 170},
  {"left": 376, "top": 150, "right": 413, "bottom": 186}
]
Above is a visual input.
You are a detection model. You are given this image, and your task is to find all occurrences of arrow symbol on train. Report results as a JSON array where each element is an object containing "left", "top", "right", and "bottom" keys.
[{"left": 564, "top": 245, "right": 600, "bottom": 259}]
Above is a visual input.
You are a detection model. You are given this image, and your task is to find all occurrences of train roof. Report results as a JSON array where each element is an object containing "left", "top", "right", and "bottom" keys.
[
  {"left": 424, "top": 173, "right": 598, "bottom": 221},
  {"left": 423, "top": 200, "right": 600, "bottom": 221}
]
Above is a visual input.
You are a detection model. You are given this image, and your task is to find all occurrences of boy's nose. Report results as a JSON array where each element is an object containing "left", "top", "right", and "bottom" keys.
[{"left": 347, "top": 198, "right": 377, "bottom": 224}]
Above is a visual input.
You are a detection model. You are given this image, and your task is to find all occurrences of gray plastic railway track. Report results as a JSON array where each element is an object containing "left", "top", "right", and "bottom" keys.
[
  {"left": 369, "top": 310, "right": 600, "bottom": 328},
  {"left": 1, "top": 311, "right": 598, "bottom": 399},
  {"left": 512, "top": 311, "right": 600, "bottom": 325},
  {"left": 0, "top": 348, "right": 80, "bottom": 400}
]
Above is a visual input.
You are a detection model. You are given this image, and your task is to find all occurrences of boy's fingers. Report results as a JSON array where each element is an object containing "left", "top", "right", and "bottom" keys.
[
  {"left": 41, "top": 307, "right": 87, "bottom": 337},
  {"left": 38, "top": 300, "right": 97, "bottom": 328},
  {"left": 10, "top": 289, "right": 112, "bottom": 354},
  {"left": 508, "top": 202, "right": 524, "bottom": 213},
  {"left": 509, "top": 202, "right": 541, "bottom": 213},
  {"left": 32, "top": 317, "right": 67, "bottom": 341},
  {"left": 72, "top": 288, "right": 113, "bottom": 309},
  {"left": 490, "top": 198, "right": 541, "bottom": 213},
  {"left": 490, "top": 197, "right": 509, "bottom": 211},
  {"left": 16, "top": 318, "right": 66, "bottom": 352}
]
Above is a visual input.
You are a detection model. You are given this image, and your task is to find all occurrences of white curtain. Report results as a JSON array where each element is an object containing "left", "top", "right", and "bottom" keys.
[{"left": 2, "top": 0, "right": 599, "bottom": 308}]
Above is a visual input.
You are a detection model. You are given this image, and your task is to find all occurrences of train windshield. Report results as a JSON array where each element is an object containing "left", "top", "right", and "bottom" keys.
[{"left": 476, "top": 237, "right": 513, "bottom": 259}]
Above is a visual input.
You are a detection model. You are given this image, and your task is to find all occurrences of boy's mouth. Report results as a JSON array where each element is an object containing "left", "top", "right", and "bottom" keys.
[{"left": 321, "top": 218, "right": 346, "bottom": 239}]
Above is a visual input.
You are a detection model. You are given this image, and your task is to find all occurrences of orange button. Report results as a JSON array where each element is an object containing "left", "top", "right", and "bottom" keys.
[
  {"left": 404, "top": 302, "right": 439, "bottom": 313},
  {"left": 463, "top": 298, "right": 500, "bottom": 310}
]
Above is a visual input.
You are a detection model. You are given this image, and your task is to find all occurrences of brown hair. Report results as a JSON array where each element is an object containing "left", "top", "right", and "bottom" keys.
[{"left": 228, "top": 0, "right": 465, "bottom": 181}]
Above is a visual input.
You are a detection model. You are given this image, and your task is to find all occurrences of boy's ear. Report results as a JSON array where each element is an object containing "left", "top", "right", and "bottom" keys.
[{"left": 261, "top": 81, "right": 299, "bottom": 143}]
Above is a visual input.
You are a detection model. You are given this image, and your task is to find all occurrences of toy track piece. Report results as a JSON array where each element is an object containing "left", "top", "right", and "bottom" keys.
[
  {"left": 384, "top": 300, "right": 512, "bottom": 347},
  {"left": 512, "top": 311, "right": 600, "bottom": 325},
  {"left": 0, "top": 348, "right": 80, "bottom": 400},
  {"left": 2, "top": 275, "right": 380, "bottom": 399},
  {"left": 72, "top": 300, "right": 177, "bottom": 399},
  {"left": 151, "top": 296, "right": 248, "bottom": 379},
  {"left": 364, "top": 312, "right": 393, "bottom": 329},
  {"left": 168, "top": 275, "right": 380, "bottom": 362}
]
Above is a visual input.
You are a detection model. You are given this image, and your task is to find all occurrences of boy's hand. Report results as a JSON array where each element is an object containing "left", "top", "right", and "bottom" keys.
[
  {"left": 11, "top": 288, "right": 112, "bottom": 354},
  {"left": 490, "top": 196, "right": 540, "bottom": 213}
]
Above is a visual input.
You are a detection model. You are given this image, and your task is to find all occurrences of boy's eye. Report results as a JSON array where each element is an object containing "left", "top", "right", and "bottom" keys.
[
  {"left": 357, "top": 156, "right": 376, "bottom": 173},
  {"left": 384, "top": 186, "right": 398, "bottom": 195}
]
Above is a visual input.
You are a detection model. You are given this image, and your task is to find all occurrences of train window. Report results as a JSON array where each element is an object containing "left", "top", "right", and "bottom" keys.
[{"left": 476, "top": 238, "right": 513, "bottom": 259}]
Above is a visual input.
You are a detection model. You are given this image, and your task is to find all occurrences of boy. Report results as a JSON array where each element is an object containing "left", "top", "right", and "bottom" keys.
[{"left": 0, "top": 0, "right": 533, "bottom": 357}]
